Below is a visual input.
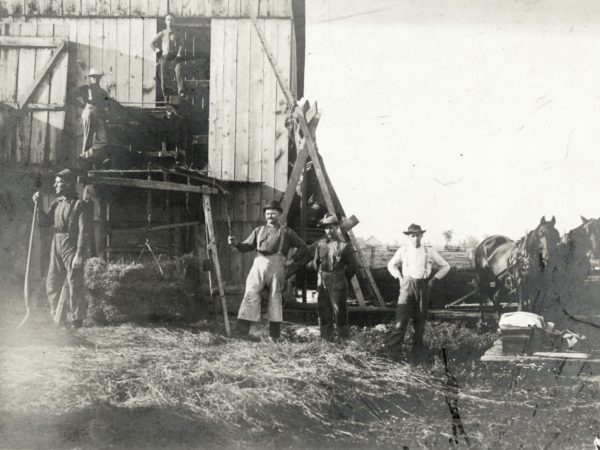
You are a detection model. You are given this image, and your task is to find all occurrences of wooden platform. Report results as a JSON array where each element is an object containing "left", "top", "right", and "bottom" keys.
[{"left": 481, "top": 338, "right": 600, "bottom": 363}]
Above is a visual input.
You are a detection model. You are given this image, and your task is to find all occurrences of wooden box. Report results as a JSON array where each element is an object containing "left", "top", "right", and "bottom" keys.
[{"left": 501, "top": 327, "right": 550, "bottom": 355}]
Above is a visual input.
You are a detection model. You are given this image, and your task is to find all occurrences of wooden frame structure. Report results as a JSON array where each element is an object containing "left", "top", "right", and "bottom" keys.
[
  {"left": 248, "top": 11, "right": 385, "bottom": 307},
  {"left": 82, "top": 168, "right": 232, "bottom": 336}
]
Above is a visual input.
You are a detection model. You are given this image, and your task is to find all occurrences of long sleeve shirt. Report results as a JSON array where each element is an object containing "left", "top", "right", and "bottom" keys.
[
  {"left": 387, "top": 245, "right": 450, "bottom": 281},
  {"left": 74, "top": 84, "right": 110, "bottom": 109},
  {"left": 150, "top": 29, "right": 183, "bottom": 57},
  {"left": 38, "top": 195, "right": 89, "bottom": 253},
  {"left": 312, "top": 236, "right": 355, "bottom": 279},
  {"left": 235, "top": 224, "right": 307, "bottom": 261}
]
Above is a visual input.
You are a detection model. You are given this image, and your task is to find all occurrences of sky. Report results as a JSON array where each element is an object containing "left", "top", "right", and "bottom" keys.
[{"left": 304, "top": 0, "right": 600, "bottom": 246}]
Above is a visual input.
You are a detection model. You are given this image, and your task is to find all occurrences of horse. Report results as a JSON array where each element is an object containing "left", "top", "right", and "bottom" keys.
[
  {"left": 542, "top": 216, "right": 600, "bottom": 323},
  {"left": 474, "top": 216, "right": 561, "bottom": 325}
]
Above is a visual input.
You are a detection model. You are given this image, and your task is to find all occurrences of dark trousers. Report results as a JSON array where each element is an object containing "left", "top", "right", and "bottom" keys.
[
  {"left": 317, "top": 271, "right": 349, "bottom": 341},
  {"left": 387, "top": 278, "right": 430, "bottom": 353},
  {"left": 159, "top": 55, "right": 184, "bottom": 97},
  {"left": 46, "top": 234, "right": 85, "bottom": 323}
]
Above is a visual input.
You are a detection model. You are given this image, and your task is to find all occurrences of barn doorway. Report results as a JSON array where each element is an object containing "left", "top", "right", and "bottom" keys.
[{"left": 155, "top": 16, "right": 211, "bottom": 167}]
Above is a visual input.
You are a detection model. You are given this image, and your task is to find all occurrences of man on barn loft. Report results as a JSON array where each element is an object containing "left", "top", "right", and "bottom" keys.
[
  {"left": 74, "top": 68, "right": 110, "bottom": 159},
  {"left": 33, "top": 169, "right": 89, "bottom": 328},
  {"left": 386, "top": 224, "right": 450, "bottom": 358},
  {"left": 228, "top": 200, "right": 307, "bottom": 341},
  {"left": 310, "top": 213, "right": 356, "bottom": 342},
  {"left": 150, "top": 13, "right": 185, "bottom": 98}
]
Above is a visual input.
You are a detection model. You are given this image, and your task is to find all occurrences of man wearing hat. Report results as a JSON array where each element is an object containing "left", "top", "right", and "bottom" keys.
[
  {"left": 228, "top": 200, "right": 307, "bottom": 340},
  {"left": 386, "top": 224, "right": 450, "bottom": 356},
  {"left": 74, "top": 68, "right": 110, "bottom": 157},
  {"left": 32, "top": 169, "right": 90, "bottom": 328},
  {"left": 311, "top": 213, "right": 355, "bottom": 341}
]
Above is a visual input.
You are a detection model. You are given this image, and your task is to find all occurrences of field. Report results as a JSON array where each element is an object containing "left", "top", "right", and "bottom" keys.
[{"left": 1, "top": 284, "right": 600, "bottom": 449}]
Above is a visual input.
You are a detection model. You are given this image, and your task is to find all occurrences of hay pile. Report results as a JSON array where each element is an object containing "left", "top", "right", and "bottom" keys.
[{"left": 84, "top": 256, "right": 204, "bottom": 325}]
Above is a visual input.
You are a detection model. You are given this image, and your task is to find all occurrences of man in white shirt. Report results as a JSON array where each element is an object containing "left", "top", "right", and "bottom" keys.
[{"left": 386, "top": 223, "right": 451, "bottom": 356}]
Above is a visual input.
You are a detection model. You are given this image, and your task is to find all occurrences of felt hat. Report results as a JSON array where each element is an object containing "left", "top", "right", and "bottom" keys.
[
  {"left": 86, "top": 68, "right": 104, "bottom": 78},
  {"left": 55, "top": 168, "right": 75, "bottom": 183},
  {"left": 403, "top": 223, "right": 426, "bottom": 235},
  {"left": 263, "top": 200, "right": 283, "bottom": 213},
  {"left": 318, "top": 213, "right": 340, "bottom": 227}
]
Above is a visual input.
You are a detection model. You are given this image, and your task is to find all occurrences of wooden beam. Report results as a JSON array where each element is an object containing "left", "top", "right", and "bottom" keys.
[
  {"left": 279, "top": 148, "right": 309, "bottom": 223},
  {"left": 86, "top": 176, "right": 219, "bottom": 194},
  {"left": 110, "top": 221, "right": 201, "bottom": 235},
  {"left": 18, "top": 40, "right": 67, "bottom": 110},
  {"left": 248, "top": 11, "right": 295, "bottom": 107},
  {"left": 0, "top": 36, "right": 65, "bottom": 48},
  {"left": 203, "top": 194, "right": 232, "bottom": 337},
  {"left": 24, "top": 103, "right": 65, "bottom": 111}
]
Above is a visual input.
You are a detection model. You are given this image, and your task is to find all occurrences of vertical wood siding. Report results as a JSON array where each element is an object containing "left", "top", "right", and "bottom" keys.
[
  {"left": 208, "top": 17, "right": 295, "bottom": 287},
  {"left": 3, "top": 0, "right": 292, "bottom": 17}
]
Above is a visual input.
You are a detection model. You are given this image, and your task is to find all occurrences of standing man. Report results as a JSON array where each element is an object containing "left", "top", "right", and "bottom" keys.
[
  {"left": 386, "top": 224, "right": 450, "bottom": 356},
  {"left": 311, "top": 213, "right": 355, "bottom": 341},
  {"left": 74, "top": 68, "right": 109, "bottom": 158},
  {"left": 32, "top": 169, "right": 89, "bottom": 328},
  {"left": 151, "top": 13, "right": 184, "bottom": 98},
  {"left": 228, "top": 200, "right": 307, "bottom": 341}
]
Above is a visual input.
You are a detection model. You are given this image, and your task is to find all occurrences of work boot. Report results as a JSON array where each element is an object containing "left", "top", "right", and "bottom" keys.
[
  {"left": 234, "top": 319, "right": 260, "bottom": 342},
  {"left": 269, "top": 322, "right": 282, "bottom": 342}
]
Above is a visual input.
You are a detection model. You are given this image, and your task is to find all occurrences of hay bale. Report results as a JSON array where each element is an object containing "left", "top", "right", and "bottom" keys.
[{"left": 84, "top": 256, "right": 203, "bottom": 325}]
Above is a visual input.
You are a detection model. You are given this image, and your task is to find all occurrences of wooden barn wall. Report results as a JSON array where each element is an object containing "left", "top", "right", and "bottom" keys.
[
  {"left": 0, "top": 0, "right": 292, "bottom": 17},
  {"left": 208, "top": 17, "right": 294, "bottom": 289},
  {"left": 0, "top": 21, "right": 70, "bottom": 166},
  {"left": 0, "top": 16, "right": 158, "bottom": 165}
]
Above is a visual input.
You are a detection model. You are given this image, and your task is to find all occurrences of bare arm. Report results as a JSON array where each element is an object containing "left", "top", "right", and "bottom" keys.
[{"left": 430, "top": 248, "right": 451, "bottom": 280}]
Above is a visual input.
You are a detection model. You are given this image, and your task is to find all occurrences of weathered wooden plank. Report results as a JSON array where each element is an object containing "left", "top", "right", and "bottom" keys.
[
  {"left": 234, "top": 20, "right": 250, "bottom": 222},
  {"left": 229, "top": 220, "right": 243, "bottom": 285},
  {"left": 111, "top": 0, "right": 130, "bottom": 15},
  {"left": 15, "top": 23, "right": 37, "bottom": 164},
  {"left": 97, "top": 0, "right": 111, "bottom": 15},
  {"left": 260, "top": 19, "right": 277, "bottom": 203},
  {"left": 62, "top": 0, "right": 79, "bottom": 15},
  {"left": 274, "top": 18, "right": 291, "bottom": 195},
  {"left": 276, "top": 0, "right": 291, "bottom": 16},
  {"left": 142, "top": 18, "right": 157, "bottom": 104},
  {"left": 0, "top": 36, "right": 66, "bottom": 47},
  {"left": 246, "top": 17, "right": 264, "bottom": 221},
  {"left": 0, "top": 45, "right": 19, "bottom": 103},
  {"left": 87, "top": 175, "right": 218, "bottom": 193},
  {"left": 130, "top": 0, "right": 147, "bottom": 16},
  {"left": 81, "top": 0, "right": 97, "bottom": 15},
  {"left": 89, "top": 18, "right": 103, "bottom": 75},
  {"left": 101, "top": 19, "right": 117, "bottom": 98},
  {"left": 29, "top": 22, "right": 53, "bottom": 164},
  {"left": 220, "top": 19, "right": 237, "bottom": 181},
  {"left": 202, "top": 194, "right": 231, "bottom": 336},
  {"left": 209, "top": 0, "right": 227, "bottom": 17},
  {"left": 114, "top": 18, "right": 130, "bottom": 102},
  {"left": 129, "top": 18, "right": 144, "bottom": 102},
  {"left": 208, "top": 18, "right": 224, "bottom": 178},
  {"left": 227, "top": 0, "right": 240, "bottom": 16},
  {"left": 290, "top": 23, "right": 297, "bottom": 98},
  {"left": 47, "top": 36, "right": 69, "bottom": 164}
]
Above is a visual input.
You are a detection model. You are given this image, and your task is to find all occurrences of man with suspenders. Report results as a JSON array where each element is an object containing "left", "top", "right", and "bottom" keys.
[
  {"left": 311, "top": 213, "right": 355, "bottom": 341},
  {"left": 228, "top": 200, "right": 307, "bottom": 341},
  {"left": 32, "top": 169, "right": 90, "bottom": 328},
  {"left": 386, "top": 223, "right": 450, "bottom": 357}
]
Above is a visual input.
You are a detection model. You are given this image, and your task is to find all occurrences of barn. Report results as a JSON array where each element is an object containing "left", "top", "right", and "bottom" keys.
[{"left": 0, "top": 0, "right": 314, "bottom": 318}]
